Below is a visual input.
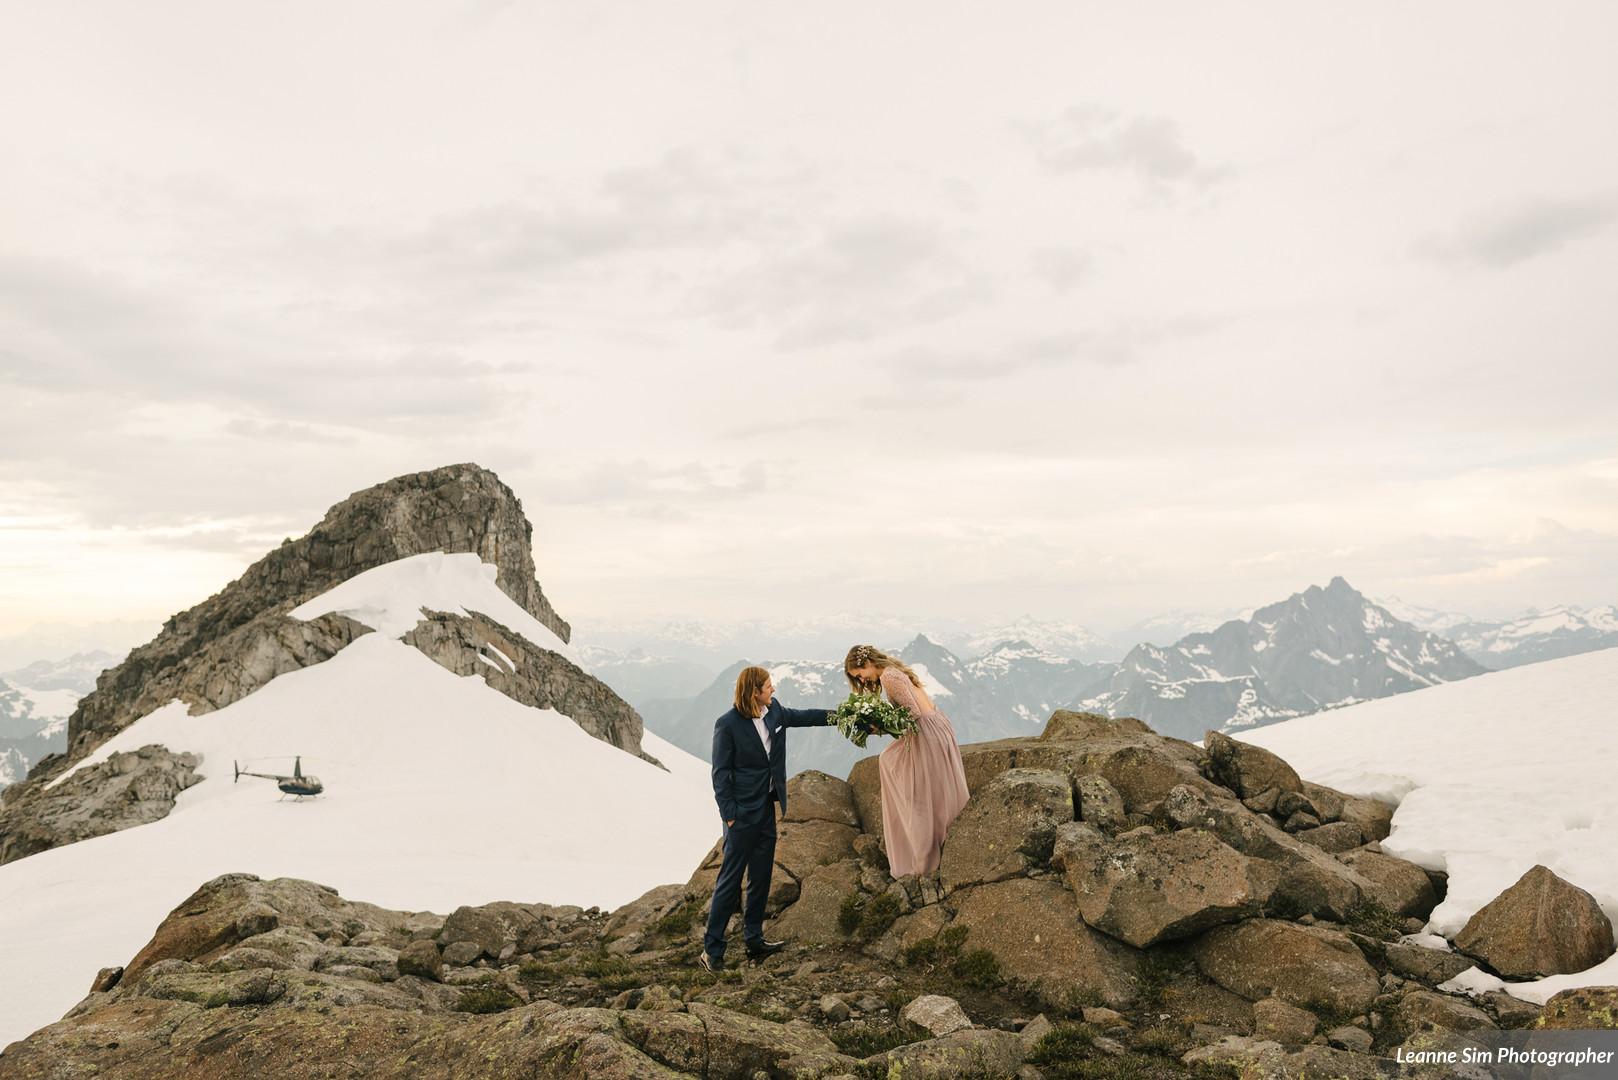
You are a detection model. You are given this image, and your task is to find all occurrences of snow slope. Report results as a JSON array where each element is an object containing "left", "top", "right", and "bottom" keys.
[
  {"left": 0, "top": 554, "right": 719, "bottom": 1050},
  {"left": 1241, "top": 645, "right": 1618, "bottom": 1004}
]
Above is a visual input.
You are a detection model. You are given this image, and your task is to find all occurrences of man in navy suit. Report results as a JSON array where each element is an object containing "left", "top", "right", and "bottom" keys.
[{"left": 701, "top": 665, "right": 831, "bottom": 971}]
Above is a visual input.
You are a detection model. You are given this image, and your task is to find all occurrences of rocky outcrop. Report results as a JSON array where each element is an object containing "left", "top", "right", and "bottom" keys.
[
  {"left": 1538, "top": 986, "right": 1618, "bottom": 1029},
  {"left": 1062, "top": 826, "right": 1278, "bottom": 948},
  {"left": 0, "top": 464, "right": 655, "bottom": 865},
  {"left": 1453, "top": 864, "right": 1615, "bottom": 977},
  {"left": 9, "top": 711, "right": 1552, "bottom": 1077},
  {"left": 403, "top": 610, "right": 654, "bottom": 763},
  {"left": 936, "top": 767, "right": 1070, "bottom": 892},
  {"left": 1190, "top": 919, "right": 1381, "bottom": 1014},
  {"left": 1204, "top": 729, "right": 1302, "bottom": 800},
  {"left": 0, "top": 745, "right": 200, "bottom": 863},
  {"left": 951, "top": 876, "right": 1144, "bottom": 1008},
  {"left": 62, "top": 464, "right": 567, "bottom": 765}
]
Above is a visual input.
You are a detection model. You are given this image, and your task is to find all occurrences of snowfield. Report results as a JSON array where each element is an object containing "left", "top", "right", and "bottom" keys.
[
  {"left": 0, "top": 554, "right": 719, "bottom": 1051},
  {"left": 1242, "top": 645, "right": 1618, "bottom": 1004}
]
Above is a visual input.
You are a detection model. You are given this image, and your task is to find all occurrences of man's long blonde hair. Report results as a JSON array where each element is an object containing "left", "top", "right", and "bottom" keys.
[
  {"left": 843, "top": 644, "right": 922, "bottom": 693},
  {"left": 733, "top": 665, "right": 770, "bottom": 715}
]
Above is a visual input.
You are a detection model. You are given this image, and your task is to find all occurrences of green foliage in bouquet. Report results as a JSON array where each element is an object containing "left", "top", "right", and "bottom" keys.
[{"left": 828, "top": 691, "right": 915, "bottom": 748}]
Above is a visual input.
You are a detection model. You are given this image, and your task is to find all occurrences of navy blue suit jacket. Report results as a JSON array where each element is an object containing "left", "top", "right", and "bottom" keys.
[{"left": 711, "top": 699, "right": 830, "bottom": 826}]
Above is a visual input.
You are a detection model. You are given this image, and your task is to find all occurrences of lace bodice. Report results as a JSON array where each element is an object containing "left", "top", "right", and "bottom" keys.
[{"left": 880, "top": 666, "right": 932, "bottom": 716}]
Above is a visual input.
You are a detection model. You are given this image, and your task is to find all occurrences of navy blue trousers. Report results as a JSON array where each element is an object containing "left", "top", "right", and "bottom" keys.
[{"left": 703, "top": 815, "right": 777, "bottom": 959}]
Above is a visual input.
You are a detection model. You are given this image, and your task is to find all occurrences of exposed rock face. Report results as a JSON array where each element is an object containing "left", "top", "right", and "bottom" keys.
[
  {"left": 1190, "top": 919, "right": 1382, "bottom": 1014},
  {"left": 1063, "top": 827, "right": 1278, "bottom": 948},
  {"left": 0, "top": 745, "right": 200, "bottom": 863},
  {"left": 1393, "top": 988, "right": 1497, "bottom": 1036},
  {"left": 9, "top": 707, "right": 1518, "bottom": 1077},
  {"left": 1338, "top": 849, "right": 1439, "bottom": 919},
  {"left": 1453, "top": 864, "right": 1616, "bottom": 977},
  {"left": 1159, "top": 783, "right": 1374, "bottom": 920},
  {"left": 937, "top": 767, "right": 1070, "bottom": 893},
  {"left": 1384, "top": 940, "right": 1476, "bottom": 985},
  {"left": 403, "top": 610, "right": 653, "bottom": 763},
  {"left": 0, "top": 464, "right": 653, "bottom": 865},
  {"left": 1204, "top": 729, "right": 1302, "bottom": 800},
  {"left": 952, "top": 877, "right": 1143, "bottom": 1008},
  {"left": 1252, "top": 995, "right": 1317, "bottom": 1046},
  {"left": 1538, "top": 986, "right": 1618, "bottom": 1029},
  {"left": 65, "top": 464, "right": 567, "bottom": 764}
]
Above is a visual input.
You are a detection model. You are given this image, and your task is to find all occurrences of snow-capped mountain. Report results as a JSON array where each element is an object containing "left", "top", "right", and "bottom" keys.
[
  {"left": 1243, "top": 645, "right": 1618, "bottom": 1004},
  {"left": 0, "top": 465, "right": 718, "bottom": 1050},
  {"left": 1443, "top": 605, "right": 1618, "bottom": 670},
  {"left": 1079, "top": 577, "right": 1487, "bottom": 741},
  {"left": 1372, "top": 595, "right": 1477, "bottom": 636},
  {"left": 0, "top": 652, "right": 112, "bottom": 790},
  {"left": 641, "top": 634, "right": 1113, "bottom": 779},
  {"left": 942, "top": 617, "right": 1110, "bottom": 663}
]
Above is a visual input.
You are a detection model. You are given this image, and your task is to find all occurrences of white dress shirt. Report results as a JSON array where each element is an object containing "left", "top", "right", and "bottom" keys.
[
  {"left": 752, "top": 708, "right": 776, "bottom": 800},
  {"left": 751, "top": 711, "right": 773, "bottom": 756}
]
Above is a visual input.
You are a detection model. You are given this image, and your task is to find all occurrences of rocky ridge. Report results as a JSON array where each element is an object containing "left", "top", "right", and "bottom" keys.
[
  {"left": 5, "top": 713, "right": 1612, "bottom": 1078},
  {"left": 0, "top": 464, "right": 654, "bottom": 866}
]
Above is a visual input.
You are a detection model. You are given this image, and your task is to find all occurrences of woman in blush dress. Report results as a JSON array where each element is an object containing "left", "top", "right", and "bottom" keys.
[{"left": 843, "top": 644, "right": 970, "bottom": 878}]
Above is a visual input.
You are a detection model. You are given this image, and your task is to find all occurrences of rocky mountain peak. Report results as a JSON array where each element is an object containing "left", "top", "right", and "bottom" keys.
[
  {"left": 59, "top": 463, "right": 565, "bottom": 768},
  {"left": 1, "top": 464, "right": 652, "bottom": 864},
  {"left": 1083, "top": 577, "right": 1486, "bottom": 740}
]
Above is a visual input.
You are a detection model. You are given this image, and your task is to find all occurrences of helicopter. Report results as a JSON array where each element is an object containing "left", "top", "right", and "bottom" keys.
[{"left": 233, "top": 756, "right": 324, "bottom": 799}]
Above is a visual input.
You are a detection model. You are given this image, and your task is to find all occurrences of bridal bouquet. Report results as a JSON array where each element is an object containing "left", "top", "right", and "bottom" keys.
[{"left": 829, "top": 692, "right": 915, "bottom": 748}]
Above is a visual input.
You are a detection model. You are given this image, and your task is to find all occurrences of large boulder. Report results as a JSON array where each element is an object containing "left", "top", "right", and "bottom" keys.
[
  {"left": 950, "top": 877, "right": 1142, "bottom": 1008},
  {"left": 438, "top": 901, "right": 553, "bottom": 961},
  {"left": 1338, "top": 849, "right": 1439, "bottom": 919},
  {"left": 781, "top": 770, "right": 860, "bottom": 827},
  {"left": 772, "top": 819, "right": 859, "bottom": 884},
  {"left": 1538, "top": 986, "right": 1618, "bottom": 1029},
  {"left": 847, "top": 755, "right": 884, "bottom": 839},
  {"left": 938, "top": 768, "right": 1071, "bottom": 892},
  {"left": 1203, "top": 730, "right": 1303, "bottom": 800},
  {"left": 1063, "top": 828, "right": 1277, "bottom": 947},
  {"left": 120, "top": 873, "right": 413, "bottom": 983},
  {"left": 1074, "top": 775, "right": 1127, "bottom": 832},
  {"left": 1190, "top": 918, "right": 1382, "bottom": 1015},
  {"left": 1252, "top": 996, "right": 1318, "bottom": 1046},
  {"left": 1394, "top": 989, "right": 1497, "bottom": 1035},
  {"left": 1453, "top": 864, "right": 1616, "bottom": 978},
  {"left": 860, "top": 1029, "right": 1026, "bottom": 1079},
  {"left": 1337, "top": 794, "right": 1395, "bottom": 843},
  {"left": 1160, "top": 784, "right": 1372, "bottom": 919},
  {"left": 1384, "top": 940, "right": 1476, "bottom": 985},
  {"left": 768, "top": 859, "right": 861, "bottom": 945}
]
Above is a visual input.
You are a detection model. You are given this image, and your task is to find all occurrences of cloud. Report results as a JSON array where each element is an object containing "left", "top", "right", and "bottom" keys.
[
  {"left": 537, "top": 459, "right": 774, "bottom": 519},
  {"left": 700, "top": 216, "right": 992, "bottom": 348},
  {"left": 0, "top": 254, "right": 533, "bottom": 425},
  {"left": 1032, "top": 105, "right": 1232, "bottom": 196},
  {"left": 1029, "top": 247, "right": 1095, "bottom": 292},
  {"left": 1414, "top": 192, "right": 1618, "bottom": 268},
  {"left": 877, "top": 316, "right": 1225, "bottom": 381}
]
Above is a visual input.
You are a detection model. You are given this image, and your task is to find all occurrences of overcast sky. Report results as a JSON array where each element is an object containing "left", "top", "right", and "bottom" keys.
[{"left": 3, "top": 1, "right": 1616, "bottom": 658}]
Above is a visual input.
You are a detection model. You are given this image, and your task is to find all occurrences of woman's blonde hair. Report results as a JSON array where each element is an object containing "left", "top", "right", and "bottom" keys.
[
  {"left": 733, "top": 665, "right": 771, "bottom": 715},
  {"left": 843, "top": 644, "right": 922, "bottom": 693}
]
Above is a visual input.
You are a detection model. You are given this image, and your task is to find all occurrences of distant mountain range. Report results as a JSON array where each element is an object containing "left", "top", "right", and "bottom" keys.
[
  {"left": 635, "top": 634, "right": 1114, "bottom": 780},
  {"left": 1078, "top": 577, "right": 1487, "bottom": 741},
  {"left": 1376, "top": 597, "right": 1618, "bottom": 670},
  {"left": 0, "top": 652, "right": 116, "bottom": 789},
  {"left": 625, "top": 577, "right": 1503, "bottom": 766}
]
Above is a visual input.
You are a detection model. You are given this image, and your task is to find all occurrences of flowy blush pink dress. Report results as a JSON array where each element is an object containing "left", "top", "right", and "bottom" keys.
[{"left": 877, "top": 666, "right": 971, "bottom": 877}]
